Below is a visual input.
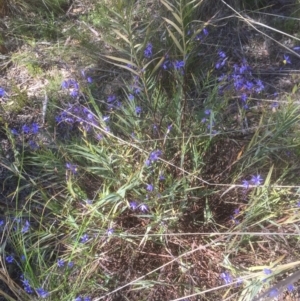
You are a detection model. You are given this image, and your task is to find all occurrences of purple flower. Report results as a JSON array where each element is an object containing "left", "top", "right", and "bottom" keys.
[
  {"left": 80, "top": 234, "right": 89, "bottom": 243},
  {"left": 242, "top": 179, "right": 249, "bottom": 188},
  {"left": 0, "top": 87, "right": 5, "bottom": 97},
  {"left": 66, "top": 163, "right": 78, "bottom": 174},
  {"left": 218, "top": 51, "right": 226, "bottom": 59},
  {"left": 203, "top": 28, "right": 208, "bottom": 36},
  {"left": 57, "top": 258, "right": 65, "bottom": 267},
  {"left": 251, "top": 175, "right": 262, "bottom": 186},
  {"left": 215, "top": 59, "right": 226, "bottom": 69},
  {"left": 159, "top": 174, "right": 165, "bottom": 181},
  {"left": 146, "top": 184, "right": 154, "bottom": 192},
  {"left": 241, "top": 93, "right": 248, "bottom": 102},
  {"left": 22, "top": 125, "right": 30, "bottom": 134},
  {"left": 287, "top": 284, "right": 294, "bottom": 292},
  {"left": 68, "top": 261, "right": 74, "bottom": 268},
  {"left": 128, "top": 94, "right": 134, "bottom": 100},
  {"left": 31, "top": 123, "right": 39, "bottom": 134},
  {"left": 107, "top": 228, "right": 114, "bottom": 236},
  {"left": 36, "top": 288, "right": 49, "bottom": 298},
  {"left": 129, "top": 201, "right": 138, "bottom": 210},
  {"left": 204, "top": 109, "right": 211, "bottom": 115},
  {"left": 174, "top": 60, "right": 185, "bottom": 70},
  {"left": 271, "top": 102, "right": 279, "bottom": 109},
  {"left": 144, "top": 43, "right": 153, "bottom": 58},
  {"left": 84, "top": 297, "right": 91, "bottom": 301},
  {"left": 149, "top": 150, "right": 162, "bottom": 162},
  {"left": 139, "top": 204, "right": 149, "bottom": 212},
  {"left": 234, "top": 208, "right": 240, "bottom": 215},
  {"left": 28, "top": 140, "right": 39, "bottom": 150},
  {"left": 87, "top": 77, "right": 92, "bottom": 83},
  {"left": 220, "top": 271, "right": 232, "bottom": 284},
  {"left": 21, "top": 276, "right": 33, "bottom": 294},
  {"left": 255, "top": 80, "right": 264, "bottom": 93},
  {"left": 11, "top": 128, "right": 18, "bottom": 135},
  {"left": 162, "top": 59, "right": 170, "bottom": 70},
  {"left": 107, "top": 95, "right": 116, "bottom": 103},
  {"left": 21, "top": 220, "right": 30, "bottom": 233},
  {"left": 74, "top": 297, "right": 82, "bottom": 301},
  {"left": 135, "top": 106, "right": 142, "bottom": 114},
  {"left": 6, "top": 255, "right": 14, "bottom": 263},
  {"left": 268, "top": 288, "right": 279, "bottom": 297},
  {"left": 284, "top": 54, "right": 291, "bottom": 64},
  {"left": 70, "top": 89, "right": 79, "bottom": 98},
  {"left": 263, "top": 268, "right": 272, "bottom": 275}
]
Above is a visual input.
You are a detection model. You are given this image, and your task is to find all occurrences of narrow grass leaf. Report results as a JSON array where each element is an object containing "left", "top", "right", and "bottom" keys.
[{"left": 163, "top": 17, "right": 184, "bottom": 37}]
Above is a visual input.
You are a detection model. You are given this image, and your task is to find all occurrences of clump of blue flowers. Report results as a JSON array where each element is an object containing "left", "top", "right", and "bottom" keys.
[
  {"left": 144, "top": 43, "right": 153, "bottom": 58},
  {"left": 62, "top": 79, "right": 80, "bottom": 97},
  {"left": 56, "top": 104, "right": 98, "bottom": 132},
  {"left": 145, "top": 150, "right": 162, "bottom": 166}
]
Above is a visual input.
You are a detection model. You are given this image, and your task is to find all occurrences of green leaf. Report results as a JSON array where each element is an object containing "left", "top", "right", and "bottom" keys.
[
  {"left": 163, "top": 17, "right": 184, "bottom": 37},
  {"left": 166, "top": 28, "right": 184, "bottom": 54}
]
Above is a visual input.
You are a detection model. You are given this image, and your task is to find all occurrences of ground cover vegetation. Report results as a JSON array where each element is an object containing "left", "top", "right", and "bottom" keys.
[{"left": 1, "top": 0, "right": 300, "bottom": 300}]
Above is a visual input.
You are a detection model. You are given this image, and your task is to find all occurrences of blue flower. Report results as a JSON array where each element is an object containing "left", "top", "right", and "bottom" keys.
[
  {"left": 107, "top": 95, "right": 116, "bottom": 102},
  {"left": 107, "top": 228, "right": 114, "bottom": 236},
  {"left": 31, "top": 123, "right": 39, "bottom": 134},
  {"left": 22, "top": 125, "right": 30, "bottom": 134},
  {"left": 21, "top": 276, "right": 33, "bottom": 294},
  {"left": 218, "top": 51, "right": 226, "bottom": 59},
  {"left": 174, "top": 60, "right": 185, "bottom": 70},
  {"left": 129, "top": 201, "right": 138, "bottom": 210},
  {"left": 251, "top": 175, "right": 262, "bottom": 186},
  {"left": 268, "top": 288, "right": 279, "bottom": 297},
  {"left": 74, "top": 297, "right": 82, "bottom": 301},
  {"left": 11, "top": 128, "right": 18, "bottom": 135},
  {"left": 66, "top": 163, "right": 78, "bottom": 174},
  {"left": 57, "top": 258, "right": 65, "bottom": 267},
  {"left": 144, "top": 43, "right": 153, "bottom": 58},
  {"left": 159, "top": 174, "right": 165, "bottom": 181},
  {"left": 149, "top": 150, "right": 162, "bottom": 162},
  {"left": 203, "top": 28, "right": 208, "bottom": 36},
  {"left": 135, "top": 106, "right": 142, "bottom": 114},
  {"left": 263, "top": 268, "right": 272, "bottom": 275},
  {"left": 128, "top": 94, "right": 134, "bottom": 101},
  {"left": 28, "top": 140, "right": 39, "bottom": 150},
  {"left": 70, "top": 89, "right": 79, "bottom": 98},
  {"left": 68, "top": 261, "right": 74, "bottom": 268},
  {"left": 255, "top": 80, "right": 264, "bottom": 93},
  {"left": 139, "top": 204, "right": 149, "bottom": 212},
  {"left": 0, "top": 87, "right": 5, "bottom": 97},
  {"left": 283, "top": 54, "right": 291, "bottom": 64},
  {"left": 204, "top": 109, "right": 211, "bottom": 115},
  {"left": 287, "top": 283, "right": 294, "bottom": 292},
  {"left": 83, "top": 297, "right": 91, "bottom": 301},
  {"left": 146, "top": 184, "right": 154, "bottom": 192},
  {"left": 6, "top": 255, "right": 14, "bottom": 263},
  {"left": 220, "top": 271, "right": 232, "bottom": 284},
  {"left": 80, "top": 234, "right": 89, "bottom": 243},
  {"left": 21, "top": 220, "right": 30, "bottom": 233},
  {"left": 241, "top": 93, "right": 248, "bottom": 102},
  {"left": 36, "top": 288, "right": 49, "bottom": 298}
]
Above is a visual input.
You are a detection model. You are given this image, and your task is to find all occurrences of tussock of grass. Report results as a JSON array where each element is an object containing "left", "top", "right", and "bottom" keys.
[{"left": 1, "top": 0, "right": 300, "bottom": 300}]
